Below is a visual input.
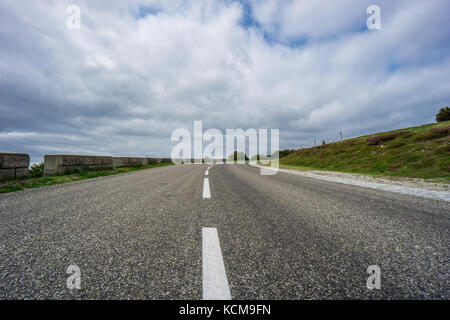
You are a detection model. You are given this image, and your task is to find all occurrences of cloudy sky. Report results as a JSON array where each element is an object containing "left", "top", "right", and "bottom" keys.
[{"left": 0, "top": 0, "right": 449, "bottom": 163}]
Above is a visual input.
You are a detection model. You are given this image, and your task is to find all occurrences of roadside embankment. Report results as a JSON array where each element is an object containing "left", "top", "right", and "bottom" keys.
[{"left": 281, "top": 121, "right": 450, "bottom": 182}]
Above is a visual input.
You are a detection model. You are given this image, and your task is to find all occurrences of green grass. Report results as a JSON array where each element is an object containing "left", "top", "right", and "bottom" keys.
[
  {"left": 279, "top": 121, "right": 450, "bottom": 182},
  {"left": 0, "top": 162, "right": 173, "bottom": 194}
]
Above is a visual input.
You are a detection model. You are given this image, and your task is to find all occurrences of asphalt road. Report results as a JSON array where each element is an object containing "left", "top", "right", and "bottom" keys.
[{"left": 0, "top": 164, "right": 448, "bottom": 299}]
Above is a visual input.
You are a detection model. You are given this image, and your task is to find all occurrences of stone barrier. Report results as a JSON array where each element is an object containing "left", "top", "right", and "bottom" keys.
[
  {"left": 0, "top": 152, "right": 30, "bottom": 180},
  {"left": 147, "top": 158, "right": 172, "bottom": 165},
  {"left": 44, "top": 155, "right": 113, "bottom": 176},
  {"left": 113, "top": 157, "right": 148, "bottom": 168},
  {"left": 44, "top": 155, "right": 175, "bottom": 176}
]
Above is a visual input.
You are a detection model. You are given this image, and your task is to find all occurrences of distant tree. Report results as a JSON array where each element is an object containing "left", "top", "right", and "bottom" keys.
[
  {"left": 436, "top": 107, "right": 450, "bottom": 122},
  {"left": 322, "top": 140, "right": 326, "bottom": 145},
  {"left": 228, "top": 151, "right": 249, "bottom": 161}
]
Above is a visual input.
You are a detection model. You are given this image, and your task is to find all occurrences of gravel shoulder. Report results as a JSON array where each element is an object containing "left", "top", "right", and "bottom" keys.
[{"left": 251, "top": 164, "right": 450, "bottom": 202}]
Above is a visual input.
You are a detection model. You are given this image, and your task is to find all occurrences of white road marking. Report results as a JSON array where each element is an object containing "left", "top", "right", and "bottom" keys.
[
  {"left": 202, "top": 227, "right": 231, "bottom": 300},
  {"left": 205, "top": 170, "right": 209, "bottom": 175},
  {"left": 203, "top": 178, "right": 211, "bottom": 198}
]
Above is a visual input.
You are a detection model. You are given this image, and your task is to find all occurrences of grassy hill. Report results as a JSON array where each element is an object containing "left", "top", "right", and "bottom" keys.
[{"left": 280, "top": 121, "right": 450, "bottom": 182}]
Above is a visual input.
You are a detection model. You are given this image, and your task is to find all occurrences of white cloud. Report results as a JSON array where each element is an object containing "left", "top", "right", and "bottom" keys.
[{"left": 0, "top": 0, "right": 449, "bottom": 163}]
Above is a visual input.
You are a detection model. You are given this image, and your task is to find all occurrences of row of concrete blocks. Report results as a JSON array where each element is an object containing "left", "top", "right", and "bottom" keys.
[
  {"left": 0, "top": 152, "right": 173, "bottom": 180},
  {"left": 43, "top": 155, "right": 172, "bottom": 176},
  {"left": 0, "top": 153, "right": 30, "bottom": 180}
]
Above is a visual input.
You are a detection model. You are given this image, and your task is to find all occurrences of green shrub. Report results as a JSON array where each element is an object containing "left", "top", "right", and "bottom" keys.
[
  {"left": 436, "top": 107, "right": 450, "bottom": 122},
  {"left": 29, "top": 162, "right": 44, "bottom": 178}
]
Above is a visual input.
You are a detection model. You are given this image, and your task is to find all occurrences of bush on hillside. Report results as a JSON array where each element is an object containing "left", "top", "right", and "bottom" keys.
[{"left": 436, "top": 107, "right": 450, "bottom": 122}]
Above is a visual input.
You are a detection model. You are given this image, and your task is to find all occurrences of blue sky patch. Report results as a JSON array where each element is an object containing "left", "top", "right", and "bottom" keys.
[{"left": 136, "top": 6, "right": 162, "bottom": 19}]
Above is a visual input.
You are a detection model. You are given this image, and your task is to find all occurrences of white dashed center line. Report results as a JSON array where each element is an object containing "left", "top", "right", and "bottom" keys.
[
  {"left": 202, "top": 227, "right": 231, "bottom": 300},
  {"left": 203, "top": 178, "right": 211, "bottom": 198},
  {"left": 205, "top": 170, "right": 209, "bottom": 175}
]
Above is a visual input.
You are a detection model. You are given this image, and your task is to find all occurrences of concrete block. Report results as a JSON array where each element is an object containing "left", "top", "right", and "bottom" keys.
[
  {"left": 15, "top": 168, "right": 29, "bottom": 178},
  {"left": 96, "top": 156, "right": 113, "bottom": 166},
  {"left": 44, "top": 155, "right": 113, "bottom": 176},
  {"left": 0, "top": 153, "right": 30, "bottom": 169},
  {"left": 44, "top": 154, "right": 64, "bottom": 175},
  {"left": 112, "top": 157, "right": 147, "bottom": 168},
  {"left": 63, "top": 156, "right": 81, "bottom": 166},
  {"left": 0, "top": 169, "right": 15, "bottom": 180}
]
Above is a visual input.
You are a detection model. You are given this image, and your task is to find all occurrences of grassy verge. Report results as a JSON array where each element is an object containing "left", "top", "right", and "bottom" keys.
[
  {"left": 0, "top": 162, "right": 173, "bottom": 194},
  {"left": 278, "top": 121, "right": 450, "bottom": 183}
]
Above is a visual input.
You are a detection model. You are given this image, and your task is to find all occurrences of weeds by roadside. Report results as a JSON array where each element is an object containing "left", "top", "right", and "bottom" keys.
[
  {"left": 0, "top": 162, "right": 173, "bottom": 194},
  {"left": 29, "top": 162, "right": 44, "bottom": 178}
]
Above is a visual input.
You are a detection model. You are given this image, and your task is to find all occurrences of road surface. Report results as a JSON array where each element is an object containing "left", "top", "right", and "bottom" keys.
[{"left": 0, "top": 164, "right": 448, "bottom": 299}]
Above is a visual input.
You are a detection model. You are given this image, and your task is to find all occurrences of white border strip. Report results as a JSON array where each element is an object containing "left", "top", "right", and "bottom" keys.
[{"left": 202, "top": 227, "right": 231, "bottom": 300}]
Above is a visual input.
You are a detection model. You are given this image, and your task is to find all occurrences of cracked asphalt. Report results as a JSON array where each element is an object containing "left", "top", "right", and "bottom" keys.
[{"left": 0, "top": 164, "right": 448, "bottom": 299}]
